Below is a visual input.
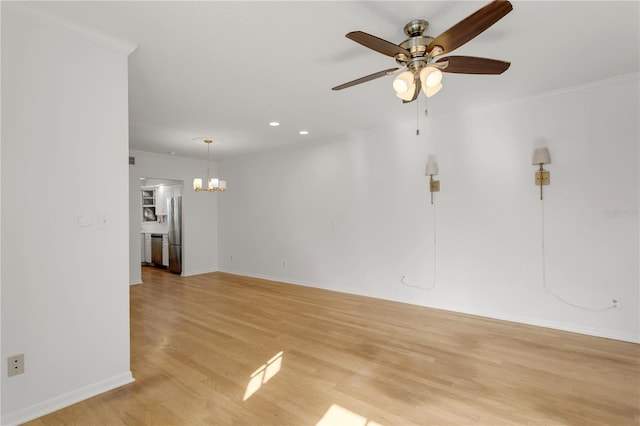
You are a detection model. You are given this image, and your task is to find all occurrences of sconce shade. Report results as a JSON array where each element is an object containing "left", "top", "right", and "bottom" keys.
[
  {"left": 532, "top": 147, "right": 551, "bottom": 165},
  {"left": 425, "top": 160, "right": 439, "bottom": 176}
]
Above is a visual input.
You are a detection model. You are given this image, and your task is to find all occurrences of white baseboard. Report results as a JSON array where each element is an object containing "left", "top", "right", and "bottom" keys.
[
  {"left": 217, "top": 267, "right": 323, "bottom": 289},
  {"left": 472, "top": 311, "right": 640, "bottom": 344},
  {"left": 1, "top": 371, "right": 135, "bottom": 426},
  {"left": 217, "top": 268, "right": 639, "bottom": 344},
  {"left": 182, "top": 268, "right": 218, "bottom": 277}
]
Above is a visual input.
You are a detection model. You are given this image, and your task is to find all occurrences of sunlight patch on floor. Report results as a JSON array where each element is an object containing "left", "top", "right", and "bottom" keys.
[
  {"left": 316, "top": 404, "right": 384, "bottom": 426},
  {"left": 243, "top": 351, "right": 283, "bottom": 401}
]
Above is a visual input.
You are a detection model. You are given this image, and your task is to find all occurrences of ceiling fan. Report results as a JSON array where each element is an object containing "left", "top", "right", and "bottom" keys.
[{"left": 332, "top": 0, "right": 513, "bottom": 103}]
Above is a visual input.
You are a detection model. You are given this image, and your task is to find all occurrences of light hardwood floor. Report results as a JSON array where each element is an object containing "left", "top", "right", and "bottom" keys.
[{"left": 27, "top": 267, "right": 639, "bottom": 425}]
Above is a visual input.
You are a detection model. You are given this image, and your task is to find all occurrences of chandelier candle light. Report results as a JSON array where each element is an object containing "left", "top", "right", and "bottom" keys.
[{"left": 193, "top": 139, "right": 227, "bottom": 192}]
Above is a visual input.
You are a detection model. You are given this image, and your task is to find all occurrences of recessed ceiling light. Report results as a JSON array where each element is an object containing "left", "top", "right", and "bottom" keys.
[
  {"left": 269, "top": 121, "right": 280, "bottom": 127},
  {"left": 298, "top": 130, "right": 309, "bottom": 135}
]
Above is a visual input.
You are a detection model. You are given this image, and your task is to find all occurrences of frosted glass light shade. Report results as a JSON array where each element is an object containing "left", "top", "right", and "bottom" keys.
[
  {"left": 532, "top": 147, "right": 551, "bottom": 165},
  {"left": 193, "top": 178, "right": 202, "bottom": 190},
  {"left": 393, "top": 71, "right": 415, "bottom": 94},
  {"left": 425, "top": 160, "right": 439, "bottom": 176},
  {"left": 396, "top": 84, "right": 418, "bottom": 101},
  {"left": 420, "top": 67, "right": 443, "bottom": 88},
  {"left": 209, "top": 178, "right": 219, "bottom": 189},
  {"left": 424, "top": 82, "right": 442, "bottom": 98},
  {"left": 219, "top": 180, "right": 227, "bottom": 191}
]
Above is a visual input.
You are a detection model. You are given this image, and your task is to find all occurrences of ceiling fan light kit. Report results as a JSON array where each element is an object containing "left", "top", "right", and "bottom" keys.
[
  {"left": 394, "top": 72, "right": 418, "bottom": 101},
  {"left": 332, "top": 0, "right": 513, "bottom": 104},
  {"left": 420, "top": 67, "right": 443, "bottom": 89},
  {"left": 392, "top": 71, "right": 414, "bottom": 94},
  {"left": 424, "top": 82, "right": 443, "bottom": 98}
]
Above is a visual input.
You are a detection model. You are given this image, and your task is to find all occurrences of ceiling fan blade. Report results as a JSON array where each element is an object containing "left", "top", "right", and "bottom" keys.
[
  {"left": 427, "top": 0, "right": 513, "bottom": 55},
  {"left": 436, "top": 56, "right": 510, "bottom": 74},
  {"left": 346, "top": 31, "right": 411, "bottom": 58},
  {"left": 332, "top": 68, "right": 400, "bottom": 91}
]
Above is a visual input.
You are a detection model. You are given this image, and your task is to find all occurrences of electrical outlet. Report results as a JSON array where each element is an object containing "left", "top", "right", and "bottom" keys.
[
  {"left": 612, "top": 299, "right": 621, "bottom": 309},
  {"left": 8, "top": 354, "right": 24, "bottom": 377}
]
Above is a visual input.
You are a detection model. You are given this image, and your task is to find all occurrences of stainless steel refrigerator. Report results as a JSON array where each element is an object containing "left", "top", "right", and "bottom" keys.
[{"left": 167, "top": 196, "right": 182, "bottom": 274}]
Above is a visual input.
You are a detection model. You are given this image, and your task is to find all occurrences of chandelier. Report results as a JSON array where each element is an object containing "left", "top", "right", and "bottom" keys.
[{"left": 193, "top": 139, "right": 227, "bottom": 192}]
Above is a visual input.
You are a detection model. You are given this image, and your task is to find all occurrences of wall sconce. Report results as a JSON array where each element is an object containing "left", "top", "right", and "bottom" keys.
[
  {"left": 425, "top": 159, "right": 440, "bottom": 205},
  {"left": 532, "top": 147, "right": 551, "bottom": 200}
]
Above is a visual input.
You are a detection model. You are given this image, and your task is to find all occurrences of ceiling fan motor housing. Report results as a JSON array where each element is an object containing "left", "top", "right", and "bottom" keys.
[
  {"left": 397, "top": 36, "right": 434, "bottom": 63},
  {"left": 404, "top": 19, "right": 429, "bottom": 37},
  {"left": 396, "top": 20, "right": 435, "bottom": 68}
]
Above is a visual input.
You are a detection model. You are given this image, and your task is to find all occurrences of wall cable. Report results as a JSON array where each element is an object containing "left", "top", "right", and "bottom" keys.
[{"left": 540, "top": 199, "right": 615, "bottom": 312}]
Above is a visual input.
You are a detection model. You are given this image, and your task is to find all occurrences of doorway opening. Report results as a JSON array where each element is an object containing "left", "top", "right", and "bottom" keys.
[{"left": 139, "top": 177, "right": 183, "bottom": 276}]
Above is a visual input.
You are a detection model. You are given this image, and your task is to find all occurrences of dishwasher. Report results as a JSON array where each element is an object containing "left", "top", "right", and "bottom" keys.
[{"left": 151, "top": 234, "right": 163, "bottom": 266}]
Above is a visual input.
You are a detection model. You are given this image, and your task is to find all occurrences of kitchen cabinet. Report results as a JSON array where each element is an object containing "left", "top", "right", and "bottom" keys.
[
  {"left": 143, "top": 233, "right": 152, "bottom": 264},
  {"left": 142, "top": 190, "right": 156, "bottom": 222},
  {"left": 162, "top": 234, "right": 169, "bottom": 266},
  {"left": 155, "top": 186, "right": 167, "bottom": 216},
  {"left": 142, "top": 190, "right": 155, "bottom": 205},
  {"left": 142, "top": 232, "right": 169, "bottom": 267},
  {"left": 141, "top": 233, "right": 145, "bottom": 263}
]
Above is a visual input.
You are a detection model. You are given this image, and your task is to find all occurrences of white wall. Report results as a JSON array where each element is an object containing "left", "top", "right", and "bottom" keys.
[
  {"left": 218, "top": 74, "right": 639, "bottom": 343},
  {"left": 1, "top": 5, "right": 135, "bottom": 424},
  {"left": 129, "top": 150, "right": 219, "bottom": 284}
]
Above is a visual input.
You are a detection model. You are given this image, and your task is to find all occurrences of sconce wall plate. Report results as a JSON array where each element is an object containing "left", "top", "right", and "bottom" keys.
[
  {"left": 425, "top": 158, "right": 440, "bottom": 205},
  {"left": 535, "top": 171, "right": 550, "bottom": 186}
]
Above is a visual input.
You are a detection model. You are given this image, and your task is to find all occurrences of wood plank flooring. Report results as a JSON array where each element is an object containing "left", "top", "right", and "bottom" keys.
[{"left": 27, "top": 267, "right": 639, "bottom": 425}]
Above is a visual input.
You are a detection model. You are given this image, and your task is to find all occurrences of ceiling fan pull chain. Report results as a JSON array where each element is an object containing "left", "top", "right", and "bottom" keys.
[
  {"left": 416, "top": 97, "right": 420, "bottom": 136},
  {"left": 424, "top": 93, "right": 429, "bottom": 118}
]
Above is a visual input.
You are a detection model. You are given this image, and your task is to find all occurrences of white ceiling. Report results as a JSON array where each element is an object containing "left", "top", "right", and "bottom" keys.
[{"left": 27, "top": 1, "right": 640, "bottom": 160}]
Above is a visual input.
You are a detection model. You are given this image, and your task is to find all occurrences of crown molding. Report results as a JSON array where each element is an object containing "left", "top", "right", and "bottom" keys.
[
  {"left": 434, "top": 72, "right": 640, "bottom": 119},
  {"left": 5, "top": 3, "right": 137, "bottom": 55}
]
